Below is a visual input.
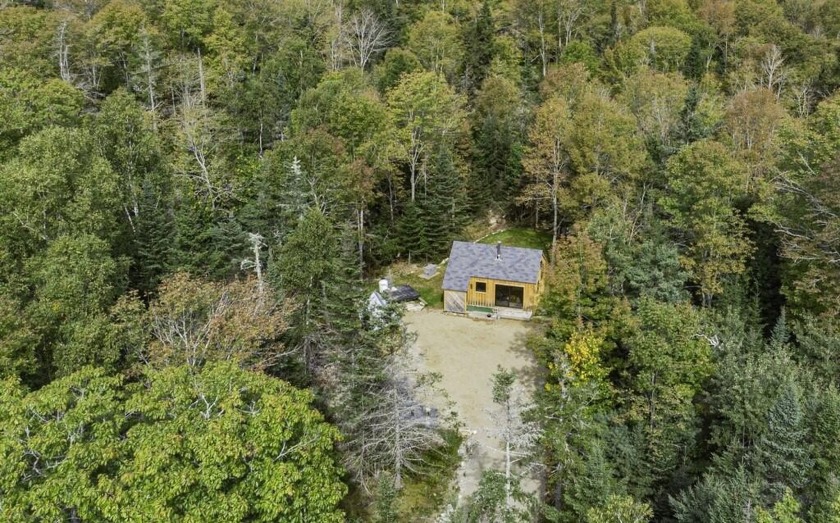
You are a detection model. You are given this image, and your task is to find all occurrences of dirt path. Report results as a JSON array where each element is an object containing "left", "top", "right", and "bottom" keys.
[{"left": 404, "top": 310, "right": 539, "bottom": 500}]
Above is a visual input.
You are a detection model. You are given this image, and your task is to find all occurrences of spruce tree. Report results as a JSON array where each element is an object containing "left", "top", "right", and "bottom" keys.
[
  {"left": 461, "top": 0, "right": 495, "bottom": 97},
  {"left": 675, "top": 86, "right": 715, "bottom": 147},
  {"left": 396, "top": 201, "right": 429, "bottom": 262},
  {"left": 806, "top": 387, "right": 840, "bottom": 523},
  {"left": 755, "top": 381, "right": 812, "bottom": 503},
  {"left": 420, "top": 148, "right": 468, "bottom": 257},
  {"left": 271, "top": 209, "right": 339, "bottom": 370},
  {"left": 471, "top": 111, "right": 524, "bottom": 211},
  {"left": 671, "top": 467, "right": 764, "bottom": 523},
  {"left": 131, "top": 179, "right": 174, "bottom": 297},
  {"left": 172, "top": 195, "right": 236, "bottom": 279}
]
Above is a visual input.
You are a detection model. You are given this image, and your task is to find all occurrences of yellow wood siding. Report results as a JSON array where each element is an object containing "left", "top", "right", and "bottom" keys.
[
  {"left": 466, "top": 275, "right": 542, "bottom": 310},
  {"left": 446, "top": 254, "right": 547, "bottom": 314}
]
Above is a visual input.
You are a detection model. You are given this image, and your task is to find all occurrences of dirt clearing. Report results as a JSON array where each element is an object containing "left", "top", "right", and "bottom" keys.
[{"left": 404, "top": 309, "right": 540, "bottom": 500}]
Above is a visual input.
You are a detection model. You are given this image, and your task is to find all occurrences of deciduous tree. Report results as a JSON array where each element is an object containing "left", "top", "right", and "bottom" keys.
[{"left": 661, "top": 140, "right": 752, "bottom": 305}]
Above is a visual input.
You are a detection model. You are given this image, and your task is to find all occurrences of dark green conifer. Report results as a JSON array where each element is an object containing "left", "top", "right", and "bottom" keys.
[
  {"left": 461, "top": 0, "right": 495, "bottom": 97},
  {"left": 755, "top": 381, "right": 812, "bottom": 502},
  {"left": 396, "top": 201, "right": 429, "bottom": 262}
]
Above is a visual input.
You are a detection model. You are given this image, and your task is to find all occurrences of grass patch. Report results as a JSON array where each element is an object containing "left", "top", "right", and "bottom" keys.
[
  {"left": 397, "top": 429, "right": 463, "bottom": 519},
  {"left": 478, "top": 227, "right": 551, "bottom": 251},
  {"left": 374, "top": 262, "right": 445, "bottom": 309}
]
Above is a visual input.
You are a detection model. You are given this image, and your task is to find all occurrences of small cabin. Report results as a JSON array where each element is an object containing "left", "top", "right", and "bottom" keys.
[{"left": 442, "top": 241, "right": 546, "bottom": 319}]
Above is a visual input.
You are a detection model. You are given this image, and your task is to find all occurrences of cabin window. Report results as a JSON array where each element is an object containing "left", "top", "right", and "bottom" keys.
[{"left": 475, "top": 282, "right": 487, "bottom": 293}]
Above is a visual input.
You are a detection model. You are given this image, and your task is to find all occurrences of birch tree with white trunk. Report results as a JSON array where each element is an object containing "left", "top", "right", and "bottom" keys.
[{"left": 347, "top": 8, "right": 390, "bottom": 69}]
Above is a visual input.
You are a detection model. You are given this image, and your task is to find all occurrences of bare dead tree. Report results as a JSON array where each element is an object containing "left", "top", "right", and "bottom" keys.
[
  {"left": 792, "top": 81, "right": 814, "bottom": 117},
  {"left": 485, "top": 368, "right": 541, "bottom": 512},
  {"left": 131, "top": 26, "right": 162, "bottom": 116},
  {"left": 56, "top": 19, "right": 73, "bottom": 83},
  {"left": 144, "top": 273, "right": 294, "bottom": 371},
  {"left": 170, "top": 55, "right": 229, "bottom": 207},
  {"left": 53, "top": 0, "right": 107, "bottom": 21},
  {"left": 761, "top": 44, "right": 786, "bottom": 97},
  {"left": 328, "top": 2, "right": 347, "bottom": 71},
  {"left": 557, "top": 0, "right": 585, "bottom": 50},
  {"left": 347, "top": 8, "right": 391, "bottom": 70},
  {"left": 356, "top": 369, "right": 444, "bottom": 490},
  {"left": 241, "top": 233, "right": 266, "bottom": 297},
  {"left": 341, "top": 328, "right": 448, "bottom": 492},
  {"left": 537, "top": 6, "right": 548, "bottom": 78},
  {"left": 773, "top": 166, "right": 840, "bottom": 266}
]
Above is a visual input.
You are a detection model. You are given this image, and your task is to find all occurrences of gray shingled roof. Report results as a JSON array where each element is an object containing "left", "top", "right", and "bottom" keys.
[{"left": 442, "top": 241, "right": 544, "bottom": 291}]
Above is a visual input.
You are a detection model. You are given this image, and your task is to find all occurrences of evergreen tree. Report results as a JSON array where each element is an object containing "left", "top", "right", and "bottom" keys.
[
  {"left": 131, "top": 179, "right": 174, "bottom": 296},
  {"left": 586, "top": 495, "right": 653, "bottom": 523},
  {"left": 675, "top": 85, "right": 716, "bottom": 146},
  {"left": 470, "top": 76, "right": 524, "bottom": 213},
  {"left": 461, "top": 0, "right": 495, "bottom": 97},
  {"left": 172, "top": 195, "right": 245, "bottom": 280},
  {"left": 806, "top": 387, "right": 840, "bottom": 523},
  {"left": 271, "top": 208, "right": 340, "bottom": 367},
  {"left": 396, "top": 201, "right": 429, "bottom": 262},
  {"left": 756, "top": 489, "right": 805, "bottom": 523},
  {"left": 754, "top": 381, "right": 813, "bottom": 502},
  {"left": 671, "top": 467, "right": 764, "bottom": 523},
  {"left": 420, "top": 147, "right": 468, "bottom": 257},
  {"left": 373, "top": 473, "right": 399, "bottom": 523}
]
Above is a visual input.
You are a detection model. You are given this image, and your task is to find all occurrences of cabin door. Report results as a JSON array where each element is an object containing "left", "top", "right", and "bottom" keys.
[{"left": 495, "top": 284, "right": 524, "bottom": 309}]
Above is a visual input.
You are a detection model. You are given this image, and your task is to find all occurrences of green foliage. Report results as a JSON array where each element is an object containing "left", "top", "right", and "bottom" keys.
[
  {"left": 671, "top": 466, "right": 765, "bottom": 523},
  {"left": 0, "top": 294, "right": 37, "bottom": 380},
  {"left": 27, "top": 234, "right": 125, "bottom": 378},
  {"left": 373, "top": 473, "right": 399, "bottom": 523},
  {"left": 0, "top": 127, "right": 121, "bottom": 257},
  {"left": 4, "top": 0, "right": 840, "bottom": 520},
  {"left": 629, "top": 27, "right": 693, "bottom": 73},
  {"left": 661, "top": 139, "right": 753, "bottom": 305},
  {"left": 374, "top": 48, "right": 423, "bottom": 93},
  {"left": 0, "top": 367, "right": 125, "bottom": 522},
  {"left": 0, "top": 7, "right": 64, "bottom": 78},
  {"left": 406, "top": 11, "right": 462, "bottom": 82},
  {"left": 457, "top": 470, "right": 536, "bottom": 523},
  {"left": 586, "top": 494, "right": 653, "bottom": 523},
  {"left": 540, "top": 226, "right": 628, "bottom": 342},
  {"left": 118, "top": 363, "right": 346, "bottom": 522},
  {"left": 754, "top": 380, "right": 812, "bottom": 500},
  {"left": 589, "top": 205, "right": 689, "bottom": 303},
  {"left": 756, "top": 489, "right": 804, "bottom": 523},
  {"left": 0, "top": 69, "right": 83, "bottom": 156},
  {"left": 622, "top": 299, "right": 712, "bottom": 501},
  {"left": 0, "top": 363, "right": 346, "bottom": 522},
  {"left": 471, "top": 74, "right": 525, "bottom": 211},
  {"left": 461, "top": 0, "right": 495, "bottom": 96},
  {"left": 395, "top": 429, "right": 464, "bottom": 519}
]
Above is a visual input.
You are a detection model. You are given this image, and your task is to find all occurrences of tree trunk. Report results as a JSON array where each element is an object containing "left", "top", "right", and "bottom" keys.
[
  {"left": 505, "top": 439, "right": 512, "bottom": 510},
  {"left": 552, "top": 171, "right": 559, "bottom": 249},
  {"left": 357, "top": 207, "right": 365, "bottom": 275}
]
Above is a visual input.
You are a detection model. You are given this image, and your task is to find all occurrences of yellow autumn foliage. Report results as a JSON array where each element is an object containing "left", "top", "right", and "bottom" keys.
[{"left": 563, "top": 329, "right": 606, "bottom": 383}]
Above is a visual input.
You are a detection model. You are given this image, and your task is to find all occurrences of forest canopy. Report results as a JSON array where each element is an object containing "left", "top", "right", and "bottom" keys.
[{"left": 2, "top": 0, "right": 840, "bottom": 521}]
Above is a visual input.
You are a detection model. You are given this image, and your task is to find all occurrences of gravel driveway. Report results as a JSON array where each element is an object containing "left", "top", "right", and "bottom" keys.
[{"left": 404, "top": 309, "right": 539, "bottom": 500}]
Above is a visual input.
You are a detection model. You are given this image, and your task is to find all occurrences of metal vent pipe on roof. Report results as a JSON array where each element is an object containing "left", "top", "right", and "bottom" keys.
[{"left": 496, "top": 241, "right": 501, "bottom": 260}]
